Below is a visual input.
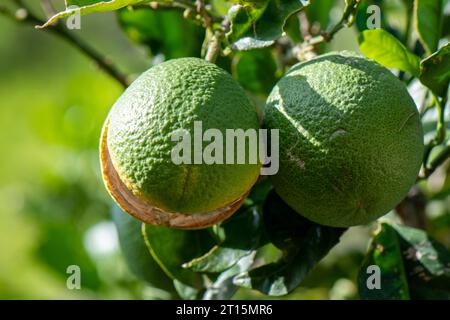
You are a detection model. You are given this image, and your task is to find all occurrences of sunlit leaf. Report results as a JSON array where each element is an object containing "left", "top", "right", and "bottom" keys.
[
  {"left": 36, "top": 223, "right": 101, "bottom": 290},
  {"left": 227, "top": 0, "right": 270, "bottom": 45},
  {"left": 38, "top": 0, "right": 145, "bottom": 28},
  {"left": 358, "top": 29, "right": 421, "bottom": 76},
  {"left": 414, "top": 0, "right": 443, "bottom": 54},
  {"left": 227, "top": 0, "right": 312, "bottom": 50},
  {"left": 419, "top": 42, "right": 450, "bottom": 97}
]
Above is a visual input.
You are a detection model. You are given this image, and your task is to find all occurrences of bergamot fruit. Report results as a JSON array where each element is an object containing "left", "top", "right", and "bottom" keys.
[
  {"left": 101, "top": 58, "right": 261, "bottom": 229},
  {"left": 264, "top": 51, "right": 423, "bottom": 227}
]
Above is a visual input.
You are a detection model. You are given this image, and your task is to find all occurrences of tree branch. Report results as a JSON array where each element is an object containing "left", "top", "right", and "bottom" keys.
[
  {"left": 295, "top": 0, "right": 361, "bottom": 60},
  {"left": 1, "top": 2, "right": 129, "bottom": 88},
  {"left": 205, "top": 31, "right": 222, "bottom": 63}
]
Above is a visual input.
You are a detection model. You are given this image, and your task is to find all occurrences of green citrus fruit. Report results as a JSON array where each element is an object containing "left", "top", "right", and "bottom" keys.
[
  {"left": 264, "top": 51, "right": 423, "bottom": 227},
  {"left": 101, "top": 57, "right": 261, "bottom": 229}
]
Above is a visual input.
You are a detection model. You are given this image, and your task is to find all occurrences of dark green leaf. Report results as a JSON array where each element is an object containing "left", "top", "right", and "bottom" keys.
[
  {"left": 183, "top": 205, "right": 264, "bottom": 273},
  {"left": 247, "top": 178, "right": 273, "bottom": 205},
  {"left": 358, "top": 29, "right": 421, "bottom": 76},
  {"left": 304, "top": 0, "right": 335, "bottom": 31},
  {"left": 358, "top": 223, "right": 410, "bottom": 300},
  {"left": 419, "top": 42, "right": 450, "bottom": 97},
  {"left": 142, "top": 224, "right": 215, "bottom": 288},
  {"left": 359, "top": 222, "right": 450, "bottom": 300},
  {"left": 392, "top": 223, "right": 450, "bottom": 299},
  {"left": 111, "top": 205, "right": 173, "bottom": 290},
  {"left": 118, "top": 7, "right": 204, "bottom": 59},
  {"left": 173, "top": 279, "right": 201, "bottom": 300},
  {"left": 283, "top": 14, "right": 302, "bottom": 43},
  {"left": 414, "top": 0, "right": 443, "bottom": 54},
  {"left": 203, "top": 253, "right": 256, "bottom": 300},
  {"left": 227, "top": 0, "right": 312, "bottom": 50},
  {"left": 233, "top": 48, "right": 278, "bottom": 95},
  {"left": 233, "top": 191, "right": 345, "bottom": 296}
]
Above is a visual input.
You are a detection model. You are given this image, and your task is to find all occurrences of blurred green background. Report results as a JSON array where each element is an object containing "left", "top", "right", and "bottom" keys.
[{"left": 0, "top": 0, "right": 448, "bottom": 299}]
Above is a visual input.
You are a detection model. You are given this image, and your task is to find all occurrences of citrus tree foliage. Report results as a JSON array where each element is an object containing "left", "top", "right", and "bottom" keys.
[{"left": 24, "top": 0, "right": 450, "bottom": 299}]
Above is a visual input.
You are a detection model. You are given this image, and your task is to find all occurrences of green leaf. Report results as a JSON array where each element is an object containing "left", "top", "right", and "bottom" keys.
[
  {"left": 118, "top": 7, "right": 204, "bottom": 59},
  {"left": 203, "top": 253, "right": 256, "bottom": 300},
  {"left": 66, "top": 0, "right": 105, "bottom": 5},
  {"left": 359, "top": 223, "right": 450, "bottom": 300},
  {"left": 414, "top": 0, "right": 443, "bottom": 54},
  {"left": 232, "top": 48, "right": 278, "bottom": 95},
  {"left": 227, "top": 0, "right": 312, "bottom": 51},
  {"left": 283, "top": 14, "right": 302, "bottom": 43},
  {"left": 304, "top": 0, "right": 335, "bottom": 31},
  {"left": 358, "top": 223, "right": 410, "bottom": 300},
  {"left": 247, "top": 178, "right": 273, "bottom": 205},
  {"left": 358, "top": 29, "right": 421, "bottom": 76},
  {"left": 233, "top": 191, "right": 345, "bottom": 296},
  {"left": 38, "top": 0, "right": 145, "bottom": 28},
  {"left": 183, "top": 205, "right": 264, "bottom": 273},
  {"left": 419, "top": 42, "right": 450, "bottom": 97},
  {"left": 392, "top": 223, "right": 450, "bottom": 299},
  {"left": 173, "top": 279, "right": 201, "bottom": 300},
  {"left": 227, "top": 0, "right": 270, "bottom": 44},
  {"left": 142, "top": 223, "right": 215, "bottom": 288},
  {"left": 183, "top": 179, "right": 271, "bottom": 274},
  {"left": 111, "top": 205, "right": 173, "bottom": 290}
]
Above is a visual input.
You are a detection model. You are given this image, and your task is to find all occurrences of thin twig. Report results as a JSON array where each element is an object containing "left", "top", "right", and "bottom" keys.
[
  {"left": 195, "top": 0, "right": 212, "bottom": 29},
  {"left": 422, "top": 94, "right": 448, "bottom": 177},
  {"left": 296, "top": 11, "right": 317, "bottom": 61},
  {"left": 205, "top": 31, "right": 222, "bottom": 63},
  {"left": 1, "top": 2, "right": 129, "bottom": 88},
  {"left": 295, "top": 0, "right": 361, "bottom": 60},
  {"left": 423, "top": 140, "right": 450, "bottom": 178}
]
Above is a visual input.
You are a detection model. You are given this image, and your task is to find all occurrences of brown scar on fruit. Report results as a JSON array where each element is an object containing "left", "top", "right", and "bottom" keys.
[{"left": 100, "top": 121, "right": 248, "bottom": 230}]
